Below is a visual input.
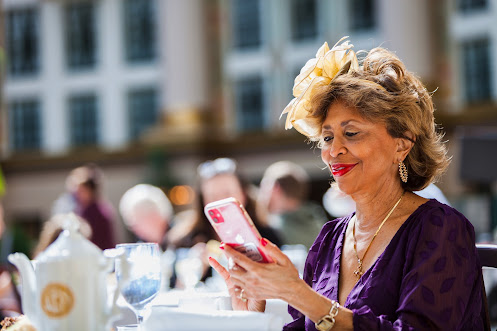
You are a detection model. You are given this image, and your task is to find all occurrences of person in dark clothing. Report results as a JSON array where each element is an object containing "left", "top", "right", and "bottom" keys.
[{"left": 52, "top": 164, "right": 117, "bottom": 250}]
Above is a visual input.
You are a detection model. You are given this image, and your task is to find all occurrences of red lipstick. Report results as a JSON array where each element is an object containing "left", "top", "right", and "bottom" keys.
[{"left": 331, "top": 163, "right": 357, "bottom": 177}]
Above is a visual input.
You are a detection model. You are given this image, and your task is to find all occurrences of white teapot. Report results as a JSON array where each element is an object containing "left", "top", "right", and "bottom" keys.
[{"left": 8, "top": 213, "right": 121, "bottom": 331}]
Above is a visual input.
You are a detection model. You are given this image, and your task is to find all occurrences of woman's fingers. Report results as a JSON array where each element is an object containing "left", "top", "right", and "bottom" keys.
[
  {"left": 222, "top": 244, "right": 260, "bottom": 272},
  {"left": 208, "top": 257, "right": 230, "bottom": 282},
  {"left": 259, "top": 238, "right": 292, "bottom": 266}
]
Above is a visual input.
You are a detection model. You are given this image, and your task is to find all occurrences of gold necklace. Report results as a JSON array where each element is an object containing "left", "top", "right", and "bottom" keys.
[{"left": 352, "top": 191, "right": 405, "bottom": 280}]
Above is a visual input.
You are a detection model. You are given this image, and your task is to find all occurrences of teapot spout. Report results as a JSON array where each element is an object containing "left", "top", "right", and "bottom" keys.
[{"left": 8, "top": 253, "right": 37, "bottom": 319}]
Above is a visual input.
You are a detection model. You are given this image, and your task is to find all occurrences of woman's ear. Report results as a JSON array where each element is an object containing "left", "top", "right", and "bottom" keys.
[{"left": 396, "top": 131, "right": 415, "bottom": 160}]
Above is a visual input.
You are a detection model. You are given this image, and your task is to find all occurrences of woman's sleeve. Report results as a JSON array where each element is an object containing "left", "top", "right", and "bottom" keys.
[
  {"left": 283, "top": 221, "right": 337, "bottom": 330},
  {"left": 353, "top": 206, "right": 482, "bottom": 330}
]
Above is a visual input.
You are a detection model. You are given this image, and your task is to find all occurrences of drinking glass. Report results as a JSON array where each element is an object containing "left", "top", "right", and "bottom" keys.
[
  {"left": 115, "top": 243, "right": 161, "bottom": 327},
  {"left": 175, "top": 247, "right": 204, "bottom": 291}
]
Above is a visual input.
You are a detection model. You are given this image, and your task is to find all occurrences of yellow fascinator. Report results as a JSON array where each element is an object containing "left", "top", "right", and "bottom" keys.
[{"left": 281, "top": 36, "right": 359, "bottom": 137}]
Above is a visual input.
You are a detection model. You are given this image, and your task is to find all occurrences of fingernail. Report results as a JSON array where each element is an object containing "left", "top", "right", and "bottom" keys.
[
  {"left": 219, "top": 244, "right": 225, "bottom": 250},
  {"left": 261, "top": 238, "right": 268, "bottom": 247},
  {"left": 208, "top": 256, "right": 213, "bottom": 261}
]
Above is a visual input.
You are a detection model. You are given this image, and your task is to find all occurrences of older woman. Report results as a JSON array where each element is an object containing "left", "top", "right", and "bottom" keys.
[{"left": 209, "top": 38, "right": 485, "bottom": 330}]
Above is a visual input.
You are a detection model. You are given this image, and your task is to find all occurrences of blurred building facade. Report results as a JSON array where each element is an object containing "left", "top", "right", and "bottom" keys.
[{"left": 0, "top": 0, "right": 496, "bottom": 244}]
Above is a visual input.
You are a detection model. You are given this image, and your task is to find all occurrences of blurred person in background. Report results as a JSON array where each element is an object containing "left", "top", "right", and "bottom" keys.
[
  {"left": 119, "top": 184, "right": 173, "bottom": 249},
  {"left": 322, "top": 185, "right": 356, "bottom": 219},
  {"left": 0, "top": 202, "right": 21, "bottom": 319},
  {"left": 165, "top": 157, "right": 282, "bottom": 289},
  {"left": 167, "top": 157, "right": 282, "bottom": 249},
  {"left": 32, "top": 213, "right": 92, "bottom": 258},
  {"left": 52, "top": 163, "right": 117, "bottom": 250},
  {"left": 414, "top": 183, "right": 451, "bottom": 206},
  {"left": 210, "top": 39, "right": 485, "bottom": 329},
  {"left": 257, "top": 161, "right": 327, "bottom": 249},
  {"left": 119, "top": 184, "right": 176, "bottom": 290}
]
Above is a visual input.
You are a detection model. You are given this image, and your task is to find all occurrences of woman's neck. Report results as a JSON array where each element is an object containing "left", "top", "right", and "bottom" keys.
[{"left": 351, "top": 184, "right": 405, "bottom": 233}]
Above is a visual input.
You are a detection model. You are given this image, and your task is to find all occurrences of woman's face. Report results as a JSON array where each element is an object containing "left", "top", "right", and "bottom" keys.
[
  {"left": 201, "top": 173, "right": 246, "bottom": 205},
  {"left": 320, "top": 101, "right": 401, "bottom": 197}
]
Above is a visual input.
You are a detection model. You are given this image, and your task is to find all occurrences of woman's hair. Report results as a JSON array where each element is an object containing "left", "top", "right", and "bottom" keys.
[
  {"left": 65, "top": 163, "right": 103, "bottom": 194},
  {"left": 308, "top": 47, "right": 450, "bottom": 191}
]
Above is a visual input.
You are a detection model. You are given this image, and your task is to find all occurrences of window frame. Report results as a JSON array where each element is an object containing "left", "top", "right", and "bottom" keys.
[
  {"left": 8, "top": 98, "right": 42, "bottom": 152},
  {"left": 127, "top": 87, "right": 159, "bottom": 140},
  {"left": 461, "top": 38, "right": 492, "bottom": 104},
  {"left": 5, "top": 7, "right": 40, "bottom": 77},
  {"left": 68, "top": 93, "right": 99, "bottom": 147},
  {"left": 234, "top": 74, "right": 266, "bottom": 132},
  {"left": 349, "top": 0, "right": 377, "bottom": 32},
  {"left": 64, "top": 1, "right": 97, "bottom": 71},
  {"left": 231, "top": 0, "right": 262, "bottom": 51},
  {"left": 122, "top": 0, "right": 157, "bottom": 63},
  {"left": 290, "top": 0, "right": 319, "bottom": 43}
]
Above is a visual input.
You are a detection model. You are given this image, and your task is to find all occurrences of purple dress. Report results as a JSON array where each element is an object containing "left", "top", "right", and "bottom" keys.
[{"left": 284, "top": 199, "right": 485, "bottom": 330}]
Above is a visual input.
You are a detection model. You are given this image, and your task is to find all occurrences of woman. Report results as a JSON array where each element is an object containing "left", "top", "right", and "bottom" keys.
[{"left": 209, "top": 38, "right": 485, "bottom": 330}]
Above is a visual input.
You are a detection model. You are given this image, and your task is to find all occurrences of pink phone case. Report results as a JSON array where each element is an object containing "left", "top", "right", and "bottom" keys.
[{"left": 204, "top": 197, "right": 273, "bottom": 263}]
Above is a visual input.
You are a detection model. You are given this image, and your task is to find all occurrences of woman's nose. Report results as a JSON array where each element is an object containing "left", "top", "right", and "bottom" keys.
[{"left": 327, "top": 138, "right": 346, "bottom": 158}]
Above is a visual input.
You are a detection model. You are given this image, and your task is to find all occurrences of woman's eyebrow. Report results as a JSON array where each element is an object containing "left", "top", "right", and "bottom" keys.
[{"left": 322, "top": 120, "right": 360, "bottom": 130}]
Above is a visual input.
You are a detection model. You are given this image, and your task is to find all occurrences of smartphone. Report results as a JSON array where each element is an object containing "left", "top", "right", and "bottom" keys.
[{"left": 204, "top": 197, "right": 273, "bottom": 263}]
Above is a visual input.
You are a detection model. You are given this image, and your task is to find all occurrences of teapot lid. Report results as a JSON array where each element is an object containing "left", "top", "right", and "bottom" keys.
[{"left": 37, "top": 213, "right": 103, "bottom": 262}]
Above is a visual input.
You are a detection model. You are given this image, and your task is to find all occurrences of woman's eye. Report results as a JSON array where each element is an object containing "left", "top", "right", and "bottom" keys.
[
  {"left": 323, "top": 136, "right": 333, "bottom": 142},
  {"left": 345, "top": 132, "right": 358, "bottom": 137}
]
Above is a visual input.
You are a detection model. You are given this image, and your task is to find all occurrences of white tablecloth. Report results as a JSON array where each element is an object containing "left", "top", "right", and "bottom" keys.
[
  {"left": 144, "top": 306, "right": 284, "bottom": 331},
  {"left": 114, "top": 290, "right": 292, "bottom": 331}
]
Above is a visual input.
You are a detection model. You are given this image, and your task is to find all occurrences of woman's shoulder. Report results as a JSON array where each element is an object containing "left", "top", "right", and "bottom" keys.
[
  {"left": 412, "top": 199, "right": 470, "bottom": 225},
  {"left": 405, "top": 198, "right": 475, "bottom": 241}
]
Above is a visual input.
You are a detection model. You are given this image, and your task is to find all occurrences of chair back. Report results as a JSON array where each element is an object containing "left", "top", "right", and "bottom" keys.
[
  {"left": 476, "top": 243, "right": 497, "bottom": 331},
  {"left": 477, "top": 244, "right": 497, "bottom": 268}
]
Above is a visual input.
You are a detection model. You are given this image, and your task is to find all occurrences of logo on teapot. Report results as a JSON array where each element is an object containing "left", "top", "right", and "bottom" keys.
[{"left": 41, "top": 283, "right": 75, "bottom": 318}]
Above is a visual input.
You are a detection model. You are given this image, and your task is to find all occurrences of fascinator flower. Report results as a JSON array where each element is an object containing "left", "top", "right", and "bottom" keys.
[{"left": 281, "top": 37, "right": 359, "bottom": 137}]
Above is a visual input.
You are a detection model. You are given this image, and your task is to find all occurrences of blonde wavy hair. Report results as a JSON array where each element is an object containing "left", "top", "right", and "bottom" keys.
[{"left": 308, "top": 47, "right": 450, "bottom": 191}]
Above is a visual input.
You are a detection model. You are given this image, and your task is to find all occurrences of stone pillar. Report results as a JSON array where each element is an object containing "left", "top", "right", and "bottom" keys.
[
  {"left": 158, "top": 0, "right": 209, "bottom": 135},
  {"left": 379, "top": 0, "right": 433, "bottom": 80}
]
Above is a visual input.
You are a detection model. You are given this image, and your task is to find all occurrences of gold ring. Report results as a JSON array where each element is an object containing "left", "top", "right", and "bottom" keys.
[{"left": 238, "top": 289, "right": 247, "bottom": 302}]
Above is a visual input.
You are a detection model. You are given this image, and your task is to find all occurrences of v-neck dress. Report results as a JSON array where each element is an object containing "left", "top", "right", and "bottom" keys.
[{"left": 283, "top": 199, "right": 485, "bottom": 330}]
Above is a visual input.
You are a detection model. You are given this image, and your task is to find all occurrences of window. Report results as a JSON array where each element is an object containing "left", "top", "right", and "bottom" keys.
[
  {"left": 286, "top": 66, "right": 301, "bottom": 101},
  {"left": 6, "top": 8, "right": 39, "bottom": 77},
  {"left": 69, "top": 94, "right": 98, "bottom": 146},
  {"left": 232, "top": 0, "right": 261, "bottom": 50},
  {"left": 9, "top": 99, "right": 41, "bottom": 151},
  {"left": 64, "top": 2, "right": 96, "bottom": 70},
  {"left": 458, "top": 0, "right": 487, "bottom": 12},
  {"left": 290, "top": 0, "right": 318, "bottom": 42},
  {"left": 235, "top": 76, "right": 264, "bottom": 131},
  {"left": 349, "top": 0, "right": 376, "bottom": 32},
  {"left": 462, "top": 39, "right": 492, "bottom": 103},
  {"left": 128, "top": 88, "right": 159, "bottom": 139},
  {"left": 123, "top": 0, "right": 156, "bottom": 63}
]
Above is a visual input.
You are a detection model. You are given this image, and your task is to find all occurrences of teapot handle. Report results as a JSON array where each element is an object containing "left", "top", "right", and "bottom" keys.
[{"left": 103, "top": 249, "right": 125, "bottom": 327}]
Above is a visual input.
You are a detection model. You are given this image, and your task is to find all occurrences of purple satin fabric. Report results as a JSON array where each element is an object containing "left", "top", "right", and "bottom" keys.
[{"left": 284, "top": 199, "right": 485, "bottom": 330}]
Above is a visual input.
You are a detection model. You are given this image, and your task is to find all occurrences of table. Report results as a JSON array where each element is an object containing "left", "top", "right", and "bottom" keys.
[{"left": 113, "top": 289, "right": 292, "bottom": 330}]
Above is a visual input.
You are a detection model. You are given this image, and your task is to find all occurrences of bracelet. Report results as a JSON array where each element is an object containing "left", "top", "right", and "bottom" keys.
[{"left": 315, "top": 300, "right": 340, "bottom": 331}]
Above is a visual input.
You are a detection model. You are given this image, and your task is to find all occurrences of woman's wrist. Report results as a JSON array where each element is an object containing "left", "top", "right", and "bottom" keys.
[
  {"left": 315, "top": 300, "right": 340, "bottom": 331},
  {"left": 284, "top": 280, "right": 353, "bottom": 330}
]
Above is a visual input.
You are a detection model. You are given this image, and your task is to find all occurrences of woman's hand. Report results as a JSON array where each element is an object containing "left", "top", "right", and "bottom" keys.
[
  {"left": 208, "top": 256, "right": 266, "bottom": 312},
  {"left": 210, "top": 238, "right": 303, "bottom": 310}
]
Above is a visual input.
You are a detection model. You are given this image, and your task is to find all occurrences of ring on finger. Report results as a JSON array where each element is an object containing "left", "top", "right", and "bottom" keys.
[{"left": 238, "top": 288, "right": 248, "bottom": 302}]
